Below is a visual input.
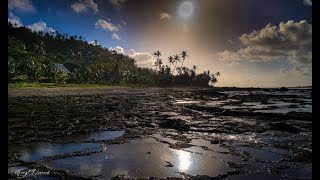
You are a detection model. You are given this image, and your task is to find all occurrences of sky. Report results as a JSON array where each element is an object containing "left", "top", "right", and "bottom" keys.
[{"left": 8, "top": 0, "right": 312, "bottom": 87}]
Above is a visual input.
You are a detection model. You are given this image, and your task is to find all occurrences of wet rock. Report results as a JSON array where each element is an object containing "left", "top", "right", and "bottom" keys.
[
  {"left": 145, "top": 122, "right": 157, "bottom": 128},
  {"left": 194, "top": 89, "right": 225, "bottom": 96},
  {"left": 170, "top": 142, "right": 193, "bottom": 149},
  {"left": 124, "top": 121, "right": 138, "bottom": 128},
  {"left": 291, "top": 149, "right": 312, "bottom": 162},
  {"left": 270, "top": 122, "right": 299, "bottom": 133},
  {"left": 185, "top": 105, "right": 224, "bottom": 114},
  {"left": 221, "top": 109, "right": 230, "bottom": 114},
  {"left": 288, "top": 104, "right": 298, "bottom": 108},
  {"left": 286, "top": 112, "right": 312, "bottom": 121},
  {"left": 158, "top": 119, "right": 190, "bottom": 131},
  {"left": 226, "top": 162, "right": 248, "bottom": 169},
  {"left": 210, "top": 140, "right": 220, "bottom": 144}
]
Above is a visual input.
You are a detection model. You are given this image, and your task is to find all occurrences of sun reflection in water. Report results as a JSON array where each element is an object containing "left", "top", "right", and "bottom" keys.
[{"left": 177, "top": 150, "right": 191, "bottom": 172}]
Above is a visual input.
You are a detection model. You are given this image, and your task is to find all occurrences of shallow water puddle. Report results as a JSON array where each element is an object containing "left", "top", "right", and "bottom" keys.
[
  {"left": 206, "top": 99, "right": 241, "bottom": 107},
  {"left": 9, "top": 142, "right": 101, "bottom": 162},
  {"left": 45, "top": 138, "right": 232, "bottom": 179},
  {"left": 183, "top": 146, "right": 242, "bottom": 164},
  {"left": 174, "top": 99, "right": 202, "bottom": 104},
  {"left": 261, "top": 146, "right": 293, "bottom": 156},
  {"left": 9, "top": 130, "right": 125, "bottom": 162},
  {"left": 279, "top": 163, "right": 312, "bottom": 178},
  {"left": 237, "top": 147, "right": 282, "bottom": 162},
  {"left": 190, "top": 139, "right": 229, "bottom": 153}
]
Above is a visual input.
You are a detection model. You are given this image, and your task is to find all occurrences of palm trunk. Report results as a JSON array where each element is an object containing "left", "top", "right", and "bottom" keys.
[
  {"left": 180, "top": 58, "right": 185, "bottom": 68},
  {"left": 173, "top": 62, "right": 177, "bottom": 74}
]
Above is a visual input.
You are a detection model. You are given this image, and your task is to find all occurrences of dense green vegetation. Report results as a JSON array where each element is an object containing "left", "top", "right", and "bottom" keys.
[{"left": 8, "top": 22, "right": 220, "bottom": 87}]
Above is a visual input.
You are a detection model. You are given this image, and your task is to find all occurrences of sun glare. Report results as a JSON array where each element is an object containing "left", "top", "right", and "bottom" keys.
[
  {"left": 178, "top": 1, "right": 194, "bottom": 19},
  {"left": 177, "top": 150, "right": 191, "bottom": 172}
]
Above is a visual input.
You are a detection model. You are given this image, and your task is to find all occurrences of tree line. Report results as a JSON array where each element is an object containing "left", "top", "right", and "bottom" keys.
[{"left": 8, "top": 22, "right": 220, "bottom": 87}]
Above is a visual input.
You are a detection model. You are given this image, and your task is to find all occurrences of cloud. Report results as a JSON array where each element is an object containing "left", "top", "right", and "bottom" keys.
[
  {"left": 217, "top": 50, "right": 243, "bottom": 62},
  {"left": 27, "top": 21, "right": 47, "bottom": 32},
  {"left": 71, "top": 0, "right": 98, "bottom": 14},
  {"left": 108, "top": 0, "right": 126, "bottom": 9},
  {"left": 95, "top": 19, "right": 119, "bottom": 32},
  {"left": 288, "top": 49, "right": 312, "bottom": 65},
  {"left": 89, "top": 40, "right": 100, "bottom": 45},
  {"left": 71, "top": 3, "right": 86, "bottom": 13},
  {"left": 47, "top": 27, "right": 56, "bottom": 33},
  {"left": 218, "top": 46, "right": 286, "bottom": 62},
  {"left": 8, "top": 13, "right": 23, "bottom": 27},
  {"left": 128, "top": 49, "right": 154, "bottom": 68},
  {"left": 112, "top": 33, "right": 121, "bottom": 40},
  {"left": 227, "top": 40, "right": 235, "bottom": 45},
  {"left": 160, "top": 12, "right": 172, "bottom": 20},
  {"left": 217, "top": 20, "right": 312, "bottom": 68},
  {"left": 303, "top": 0, "right": 312, "bottom": 6},
  {"left": 108, "top": 46, "right": 155, "bottom": 69},
  {"left": 8, "top": 0, "right": 36, "bottom": 13},
  {"left": 27, "top": 21, "right": 55, "bottom": 33},
  {"left": 239, "top": 21, "right": 311, "bottom": 51},
  {"left": 110, "top": 46, "right": 125, "bottom": 54}
]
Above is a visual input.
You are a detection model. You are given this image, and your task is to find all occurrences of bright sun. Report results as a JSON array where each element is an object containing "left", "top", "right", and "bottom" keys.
[{"left": 178, "top": 1, "right": 194, "bottom": 19}]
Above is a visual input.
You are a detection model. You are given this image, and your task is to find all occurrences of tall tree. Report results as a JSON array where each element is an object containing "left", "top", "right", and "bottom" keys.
[
  {"left": 167, "top": 56, "right": 174, "bottom": 72},
  {"left": 152, "top": 50, "right": 162, "bottom": 71},
  {"left": 173, "top": 54, "right": 180, "bottom": 74},
  {"left": 180, "top": 51, "right": 188, "bottom": 68}
]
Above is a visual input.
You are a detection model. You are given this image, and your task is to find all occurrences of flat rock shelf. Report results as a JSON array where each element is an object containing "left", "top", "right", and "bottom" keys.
[{"left": 8, "top": 87, "right": 312, "bottom": 179}]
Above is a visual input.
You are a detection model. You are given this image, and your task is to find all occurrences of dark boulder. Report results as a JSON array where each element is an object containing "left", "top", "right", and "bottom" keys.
[
  {"left": 158, "top": 119, "right": 190, "bottom": 131},
  {"left": 291, "top": 149, "right": 312, "bottom": 162}
]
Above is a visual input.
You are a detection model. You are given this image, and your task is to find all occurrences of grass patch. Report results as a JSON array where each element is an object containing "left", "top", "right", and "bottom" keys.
[{"left": 8, "top": 82, "right": 154, "bottom": 89}]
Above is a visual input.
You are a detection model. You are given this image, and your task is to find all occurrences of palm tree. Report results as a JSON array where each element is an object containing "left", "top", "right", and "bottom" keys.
[
  {"left": 153, "top": 50, "right": 162, "bottom": 58},
  {"left": 176, "top": 67, "right": 182, "bottom": 75},
  {"left": 191, "top": 65, "right": 197, "bottom": 81},
  {"left": 211, "top": 73, "right": 218, "bottom": 85},
  {"left": 173, "top": 54, "right": 180, "bottom": 74},
  {"left": 167, "top": 56, "right": 174, "bottom": 72},
  {"left": 158, "top": 59, "right": 163, "bottom": 70},
  {"left": 192, "top": 65, "right": 197, "bottom": 73},
  {"left": 180, "top": 51, "right": 188, "bottom": 68},
  {"left": 153, "top": 51, "right": 162, "bottom": 71}
]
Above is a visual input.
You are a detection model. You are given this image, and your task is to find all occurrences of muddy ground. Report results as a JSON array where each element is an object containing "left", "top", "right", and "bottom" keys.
[{"left": 8, "top": 87, "right": 312, "bottom": 179}]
